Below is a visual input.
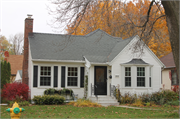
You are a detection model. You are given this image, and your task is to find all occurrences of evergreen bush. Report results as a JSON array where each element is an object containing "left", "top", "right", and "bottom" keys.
[
  {"left": 1, "top": 61, "right": 11, "bottom": 89},
  {"left": 32, "top": 95, "right": 65, "bottom": 105}
]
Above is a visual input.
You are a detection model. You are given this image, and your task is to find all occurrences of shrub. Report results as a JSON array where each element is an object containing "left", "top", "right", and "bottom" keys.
[
  {"left": 44, "top": 88, "right": 73, "bottom": 96},
  {"left": 1, "top": 82, "right": 29, "bottom": 101},
  {"left": 32, "top": 95, "right": 65, "bottom": 105},
  {"left": 68, "top": 99, "right": 102, "bottom": 107},
  {"left": 150, "top": 90, "right": 179, "bottom": 105},
  {"left": 139, "top": 93, "right": 151, "bottom": 103},
  {"left": 132, "top": 99, "right": 144, "bottom": 107},
  {"left": 171, "top": 85, "right": 179, "bottom": 93},
  {"left": 119, "top": 92, "right": 137, "bottom": 104},
  {"left": 166, "top": 100, "right": 179, "bottom": 106}
]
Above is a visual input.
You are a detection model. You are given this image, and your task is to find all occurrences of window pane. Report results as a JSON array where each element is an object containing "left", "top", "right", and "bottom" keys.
[
  {"left": 137, "top": 77, "right": 145, "bottom": 87},
  {"left": 68, "top": 77, "right": 77, "bottom": 86},
  {"left": 125, "top": 77, "right": 131, "bottom": 87},
  {"left": 41, "top": 66, "right": 51, "bottom": 76},
  {"left": 40, "top": 77, "right": 51, "bottom": 86},
  {"left": 125, "top": 67, "right": 131, "bottom": 76},
  {"left": 137, "top": 67, "right": 145, "bottom": 76}
]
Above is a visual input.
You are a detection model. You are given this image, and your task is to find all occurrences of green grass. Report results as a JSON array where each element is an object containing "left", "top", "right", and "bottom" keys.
[{"left": 1, "top": 104, "right": 179, "bottom": 118}]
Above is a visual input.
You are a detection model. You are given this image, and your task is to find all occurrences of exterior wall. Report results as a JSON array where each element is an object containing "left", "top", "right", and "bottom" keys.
[
  {"left": 30, "top": 61, "right": 85, "bottom": 99},
  {"left": 162, "top": 69, "right": 171, "bottom": 90},
  {"left": 110, "top": 36, "right": 163, "bottom": 95}
]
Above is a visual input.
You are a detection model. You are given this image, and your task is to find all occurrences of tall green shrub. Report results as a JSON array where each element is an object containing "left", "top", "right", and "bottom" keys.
[
  {"left": 7, "top": 62, "right": 11, "bottom": 83},
  {"left": 1, "top": 61, "right": 11, "bottom": 89}
]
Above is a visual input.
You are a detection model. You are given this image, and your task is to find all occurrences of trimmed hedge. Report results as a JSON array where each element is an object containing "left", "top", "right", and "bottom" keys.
[
  {"left": 44, "top": 88, "right": 73, "bottom": 96},
  {"left": 32, "top": 95, "right": 65, "bottom": 105}
]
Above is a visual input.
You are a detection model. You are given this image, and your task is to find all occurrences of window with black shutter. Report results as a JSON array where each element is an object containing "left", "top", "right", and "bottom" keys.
[{"left": 33, "top": 65, "right": 38, "bottom": 87}]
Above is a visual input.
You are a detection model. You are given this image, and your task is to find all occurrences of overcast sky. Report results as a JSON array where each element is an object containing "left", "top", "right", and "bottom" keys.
[{"left": 0, "top": 0, "right": 64, "bottom": 39}]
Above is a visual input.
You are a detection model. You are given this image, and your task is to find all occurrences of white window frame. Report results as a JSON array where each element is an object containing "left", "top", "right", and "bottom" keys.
[
  {"left": 125, "top": 67, "right": 131, "bottom": 87},
  {"left": 37, "top": 64, "right": 53, "bottom": 88},
  {"left": 66, "top": 66, "right": 80, "bottom": 88},
  {"left": 137, "top": 67, "right": 145, "bottom": 87}
]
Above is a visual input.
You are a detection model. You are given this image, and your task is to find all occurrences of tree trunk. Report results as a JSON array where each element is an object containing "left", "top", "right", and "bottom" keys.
[{"left": 162, "top": 1, "right": 179, "bottom": 78}]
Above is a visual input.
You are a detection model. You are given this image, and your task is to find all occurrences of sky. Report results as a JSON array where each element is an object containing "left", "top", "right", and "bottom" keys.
[{"left": 0, "top": 0, "right": 65, "bottom": 39}]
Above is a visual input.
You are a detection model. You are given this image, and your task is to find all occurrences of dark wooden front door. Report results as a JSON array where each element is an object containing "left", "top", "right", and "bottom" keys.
[{"left": 94, "top": 66, "right": 107, "bottom": 95}]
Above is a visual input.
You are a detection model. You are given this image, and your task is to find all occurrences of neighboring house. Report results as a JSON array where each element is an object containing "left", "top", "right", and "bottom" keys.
[
  {"left": 160, "top": 52, "right": 179, "bottom": 90},
  {"left": 14, "top": 70, "right": 22, "bottom": 83},
  {"left": 6, "top": 55, "right": 23, "bottom": 82},
  {"left": 22, "top": 15, "right": 164, "bottom": 104}
]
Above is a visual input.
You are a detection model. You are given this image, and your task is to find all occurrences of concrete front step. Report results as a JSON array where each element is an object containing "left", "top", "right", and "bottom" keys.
[{"left": 89, "top": 96, "right": 119, "bottom": 107}]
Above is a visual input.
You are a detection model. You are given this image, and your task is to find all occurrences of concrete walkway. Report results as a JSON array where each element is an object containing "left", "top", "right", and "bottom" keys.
[
  {"left": 115, "top": 105, "right": 159, "bottom": 110},
  {"left": 0, "top": 104, "right": 8, "bottom": 106}
]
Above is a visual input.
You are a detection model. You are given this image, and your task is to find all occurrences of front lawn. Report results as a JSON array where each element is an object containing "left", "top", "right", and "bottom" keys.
[{"left": 1, "top": 104, "right": 179, "bottom": 118}]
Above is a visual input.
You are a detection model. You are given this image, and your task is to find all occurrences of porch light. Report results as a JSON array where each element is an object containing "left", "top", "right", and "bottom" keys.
[
  {"left": 109, "top": 70, "right": 111, "bottom": 73},
  {"left": 109, "top": 75, "right": 112, "bottom": 79}
]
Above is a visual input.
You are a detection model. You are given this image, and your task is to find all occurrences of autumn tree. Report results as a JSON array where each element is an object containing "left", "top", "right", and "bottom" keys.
[
  {"left": 0, "top": 35, "right": 11, "bottom": 60},
  {"left": 65, "top": 0, "right": 171, "bottom": 58},
  {"left": 48, "top": 0, "right": 179, "bottom": 77}
]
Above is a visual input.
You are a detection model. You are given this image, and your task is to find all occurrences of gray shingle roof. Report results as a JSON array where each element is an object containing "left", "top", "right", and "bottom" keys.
[
  {"left": 29, "top": 29, "right": 135, "bottom": 63},
  {"left": 123, "top": 59, "right": 148, "bottom": 64}
]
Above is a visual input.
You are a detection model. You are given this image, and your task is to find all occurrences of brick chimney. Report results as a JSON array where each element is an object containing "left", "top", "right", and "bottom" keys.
[{"left": 22, "top": 14, "right": 33, "bottom": 85}]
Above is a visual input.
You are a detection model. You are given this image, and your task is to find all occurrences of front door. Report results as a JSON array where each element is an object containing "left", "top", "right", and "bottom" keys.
[{"left": 94, "top": 66, "right": 107, "bottom": 95}]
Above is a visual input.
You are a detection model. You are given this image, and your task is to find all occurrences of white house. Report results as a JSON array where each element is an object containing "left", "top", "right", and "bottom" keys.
[{"left": 22, "top": 15, "right": 165, "bottom": 105}]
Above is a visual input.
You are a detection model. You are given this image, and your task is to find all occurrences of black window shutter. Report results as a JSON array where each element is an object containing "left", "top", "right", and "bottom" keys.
[
  {"left": 61, "top": 66, "right": 65, "bottom": 87},
  {"left": 54, "top": 66, "right": 58, "bottom": 87},
  {"left": 33, "top": 65, "right": 38, "bottom": 87},
  {"left": 80, "top": 67, "right": 85, "bottom": 87},
  {"left": 171, "top": 70, "right": 174, "bottom": 85}
]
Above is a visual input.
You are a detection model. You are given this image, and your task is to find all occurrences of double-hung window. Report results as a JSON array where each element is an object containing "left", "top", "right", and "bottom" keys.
[
  {"left": 125, "top": 67, "right": 131, "bottom": 87},
  {"left": 40, "top": 66, "right": 51, "bottom": 86},
  {"left": 137, "top": 67, "right": 145, "bottom": 87},
  {"left": 68, "top": 67, "right": 78, "bottom": 86}
]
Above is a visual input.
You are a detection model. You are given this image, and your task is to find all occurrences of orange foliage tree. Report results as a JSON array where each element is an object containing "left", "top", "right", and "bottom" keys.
[{"left": 66, "top": 0, "right": 171, "bottom": 58}]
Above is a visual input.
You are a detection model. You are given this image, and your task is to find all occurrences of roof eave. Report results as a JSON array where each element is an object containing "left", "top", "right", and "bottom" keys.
[
  {"left": 32, "top": 59, "right": 85, "bottom": 63},
  {"left": 120, "top": 64, "right": 153, "bottom": 66}
]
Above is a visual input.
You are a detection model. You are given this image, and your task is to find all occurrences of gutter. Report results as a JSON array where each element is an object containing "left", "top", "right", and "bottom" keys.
[{"left": 32, "top": 59, "right": 85, "bottom": 63}]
